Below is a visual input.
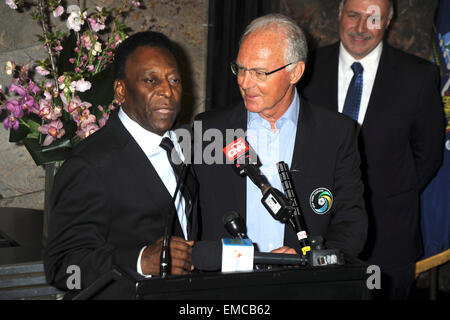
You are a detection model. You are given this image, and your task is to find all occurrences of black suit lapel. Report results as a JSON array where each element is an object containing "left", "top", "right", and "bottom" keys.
[
  {"left": 325, "top": 43, "right": 340, "bottom": 111},
  {"left": 181, "top": 164, "right": 198, "bottom": 239},
  {"left": 304, "top": 42, "right": 340, "bottom": 111},
  {"left": 290, "top": 98, "right": 315, "bottom": 172},
  {"left": 363, "top": 43, "right": 398, "bottom": 131},
  {"left": 110, "top": 113, "right": 185, "bottom": 238},
  {"left": 228, "top": 103, "right": 248, "bottom": 224},
  {"left": 284, "top": 98, "right": 316, "bottom": 245}
]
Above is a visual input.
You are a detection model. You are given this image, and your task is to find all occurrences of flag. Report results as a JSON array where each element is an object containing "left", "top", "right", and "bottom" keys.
[{"left": 420, "top": 0, "right": 450, "bottom": 259}]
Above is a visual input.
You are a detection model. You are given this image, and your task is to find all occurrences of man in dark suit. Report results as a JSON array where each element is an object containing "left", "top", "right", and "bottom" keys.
[
  {"left": 301, "top": 0, "right": 445, "bottom": 299},
  {"left": 44, "top": 31, "right": 198, "bottom": 299},
  {"left": 194, "top": 14, "right": 367, "bottom": 260}
]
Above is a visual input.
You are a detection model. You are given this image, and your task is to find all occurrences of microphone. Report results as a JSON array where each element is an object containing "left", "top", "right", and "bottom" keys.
[
  {"left": 223, "top": 211, "right": 248, "bottom": 239},
  {"left": 223, "top": 138, "right": 294, "bottom": 224},
  {"left": 277, "top": 161, "right": 311, "bottom": 256},
  {"left": 192, "top": 240, "right": 307, "bottom": 271},
  {"left": 222, "top": 211, "right": 308, "bottom": 268},
  {"left": 160, "top": 153, "right": 190, "bottom": 278}
]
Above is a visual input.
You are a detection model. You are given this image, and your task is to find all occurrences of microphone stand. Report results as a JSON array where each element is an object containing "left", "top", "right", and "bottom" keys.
[{"left": 159, "top": 162, "right": 190, "bottom": 278}]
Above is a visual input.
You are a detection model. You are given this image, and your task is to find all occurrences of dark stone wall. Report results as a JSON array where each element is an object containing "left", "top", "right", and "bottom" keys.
[{"left": 279, "top": 0, "right": 438, "bottom": 60}]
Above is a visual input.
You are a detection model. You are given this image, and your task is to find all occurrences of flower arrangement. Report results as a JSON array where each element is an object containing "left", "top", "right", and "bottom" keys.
[{"left": 0, "top": 0, "right": 143, "bottom": 165}]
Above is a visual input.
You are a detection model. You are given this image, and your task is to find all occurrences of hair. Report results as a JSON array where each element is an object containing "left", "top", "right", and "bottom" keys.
[
  {"left": 113, "top": 31, "right": 178, "bottom": 80},
  {"left": 340, "top": 0, "right": 394, "bottom": 20},
  {"left": 240, "top": 13, "right": 308, "bottom": 70}
]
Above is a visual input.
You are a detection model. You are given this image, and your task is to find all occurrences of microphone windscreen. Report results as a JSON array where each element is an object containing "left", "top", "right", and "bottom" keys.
[
  {"left": 222, "top": 211, "right": 240, "bottom": 226},
  {"left": 192, "top": 241, "right": 222, "bottom": 271}
]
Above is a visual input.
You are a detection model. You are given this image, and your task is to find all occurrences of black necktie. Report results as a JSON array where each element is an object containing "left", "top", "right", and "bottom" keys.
[
  {"left": 342, "top": 62, "right": 364, "bottom": 122},
  {"left": 159, "top": 137, "right": 193, "bottom": 216}
]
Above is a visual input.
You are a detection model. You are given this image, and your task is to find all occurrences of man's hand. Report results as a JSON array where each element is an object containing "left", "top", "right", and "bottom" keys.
[
  {"left": 141, "top": 237, "right": 194, "bottom": 275},
  {"left": 271, "top": 246, "right": 297, "bottom": 254}
]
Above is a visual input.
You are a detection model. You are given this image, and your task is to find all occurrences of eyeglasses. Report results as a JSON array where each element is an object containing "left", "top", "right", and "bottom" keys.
[{"left": 230, "top": 62, "right": 294, "bottom": 81}]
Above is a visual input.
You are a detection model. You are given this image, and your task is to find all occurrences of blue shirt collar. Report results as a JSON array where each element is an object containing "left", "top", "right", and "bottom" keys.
[{"left": 247, "top": 88, "right": 300, "bottom": 130}]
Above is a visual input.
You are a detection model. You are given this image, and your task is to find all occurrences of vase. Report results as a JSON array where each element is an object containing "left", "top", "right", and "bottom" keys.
[{"left": 42, "top": 161, "right": 64, "bottom": 247}]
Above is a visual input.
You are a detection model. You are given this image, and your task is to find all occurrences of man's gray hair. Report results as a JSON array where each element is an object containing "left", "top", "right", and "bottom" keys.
[
  {"left": 240, "top": 13, "right": 308, "bottom": 70},
  {"left": 340, "top": 0, "right": 394, "bottom": 20}
]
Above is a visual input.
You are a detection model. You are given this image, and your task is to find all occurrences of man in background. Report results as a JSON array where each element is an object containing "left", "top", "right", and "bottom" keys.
[{"left": 302, "top": 0, "right": 444, "bottom": 299}]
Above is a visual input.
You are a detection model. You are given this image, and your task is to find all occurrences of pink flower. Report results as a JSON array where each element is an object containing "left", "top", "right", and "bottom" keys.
[
  {"left": 58, "top": 75, "right": 66, "bottom": 84},
  {"left": 77, "top": 122, "right": 99, "bottom": 139},
  {"left": 44, "top": 91, "right": 52, "bottom": 100},
  {"left": 6, "top": 99, "right": 24, "bottom": 118},
  {"left": 9, "top": 83, "right": 27, "bottom": 96},
  {"left": 37, "top": 100, "right": 62, "bottom": 120},
  {"left": 81, "top": 34, "right": 92, "bottom": 50},
  {"left": 28, "top": 81, "right": 41, "bottom": 94},
  {"left": 54, "top": 40, "right": 63, "bottom": 51},
  {"left": 60, "top": 94, "right": 92, "bottom": 115},
  {"left": 35, "top": 66, "right": 50, "bottom": 76},
  {"left": 38, "top": 120, "right": 65, "bottom": 146},
  {"left": 4, "top": 114, "right": 20, "bottom": 130},
  {"left": 19, "top": 94, "right": 39, "bottom": 113},
  {"left": 80, "top": 108, "right": 96, "bottom": 125},
  {"left": 88, "top": 18, "right": 105, "bottom": 33},
  {"left": 99, "top": 112, "right": 109, "bottom": 128},
  {"left": 53, "top": 5, "right": 64, "bottom": 17},
  {"left": 4, "top": 99, "right": 24, "bottom": 131},
  {"left": 131, "top": 1, "right": 141, "bottom": 7}
]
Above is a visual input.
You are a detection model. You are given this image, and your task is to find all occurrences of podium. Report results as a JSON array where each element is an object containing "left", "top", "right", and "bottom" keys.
[
  {"left": 74, "top": 264, "right": 372, "bottom": 300},
  {"left": 135, "top": 265, "right": 371, "bottom": 300}
]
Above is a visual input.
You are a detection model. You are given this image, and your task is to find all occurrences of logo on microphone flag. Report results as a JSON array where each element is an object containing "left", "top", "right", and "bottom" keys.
[
  {"left": 221, "top": 238, "right": 254, "bottom": 272},
  {"left": 223, "top": 137, "right": 248, "bottom": 162}
]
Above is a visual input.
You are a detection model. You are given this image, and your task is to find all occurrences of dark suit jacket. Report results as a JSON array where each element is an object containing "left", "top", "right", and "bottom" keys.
[
  {"left": 301, "top": 42, "right": 445, "bottom": 268},
  {"left": 43, "top": 110, "right": 199, "bottom": 298},
  {"left": 193, "top": 97, "right": 368, "bottom": 258}
]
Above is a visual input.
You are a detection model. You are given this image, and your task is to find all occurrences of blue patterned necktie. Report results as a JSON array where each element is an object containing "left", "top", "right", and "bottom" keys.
[{"left": 342, "top": 62, "right": 364, "bottom": 122}]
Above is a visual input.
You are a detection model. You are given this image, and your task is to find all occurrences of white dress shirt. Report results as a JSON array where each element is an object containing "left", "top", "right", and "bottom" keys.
[
  {"left": 338, "top": 41, "right": 383, "bottom": 125},
  {"left": 118, "top": 108, "right": 187, "bottom": 276}
]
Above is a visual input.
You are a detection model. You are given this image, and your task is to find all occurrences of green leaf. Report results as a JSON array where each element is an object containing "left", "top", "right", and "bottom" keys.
[
  {"left": 9, "top": 113, "right": 42, "bottom": 142},
  {"left": 23, "top": 138, "right": 72, "bottom": 166},
  {"left": 25, "top": 119, "right": 41, "bottom": 139}
]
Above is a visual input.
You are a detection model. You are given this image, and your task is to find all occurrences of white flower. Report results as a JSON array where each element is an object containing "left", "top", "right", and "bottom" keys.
[
  {"left": 36, "top": 66, "right": 50, "bottom": 76},
  {"left": 66, "top": 5, "right": 81, "bottom": 14},
  {"left": 53, "top": 5, "right": 64, "bottom": 18},
  {"left": 92, "top": 42, "right": 102, "bottom": 55},
  {"left": 5, "top": 60, "right": 15, "bottom": 75},
  {"left": 73, "top": 79, "right": 92, "bottom": 92},
  {"left": 5, "top": 0, "right": 17, "bottom": 10},
  {"left": 66, "top": 6, "right": 86, "bottom": 32},
  {"left": 94, "top": 42, "right": 102, "bottom": 52}
]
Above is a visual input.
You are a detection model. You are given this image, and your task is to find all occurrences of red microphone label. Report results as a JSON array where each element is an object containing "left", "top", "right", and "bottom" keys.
[{"left": 223, "top": 138, "right": 249, "bottom": 162}]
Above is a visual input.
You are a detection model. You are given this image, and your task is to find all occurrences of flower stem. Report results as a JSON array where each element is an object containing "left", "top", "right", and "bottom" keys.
[{"left": 37, "top": 0, "right": 59, "bottom": 91}]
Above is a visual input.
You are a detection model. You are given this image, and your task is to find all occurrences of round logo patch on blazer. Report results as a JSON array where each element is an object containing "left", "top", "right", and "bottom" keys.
[{"left": 310, "top": 188, "right": 333, "bottom": 215}]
